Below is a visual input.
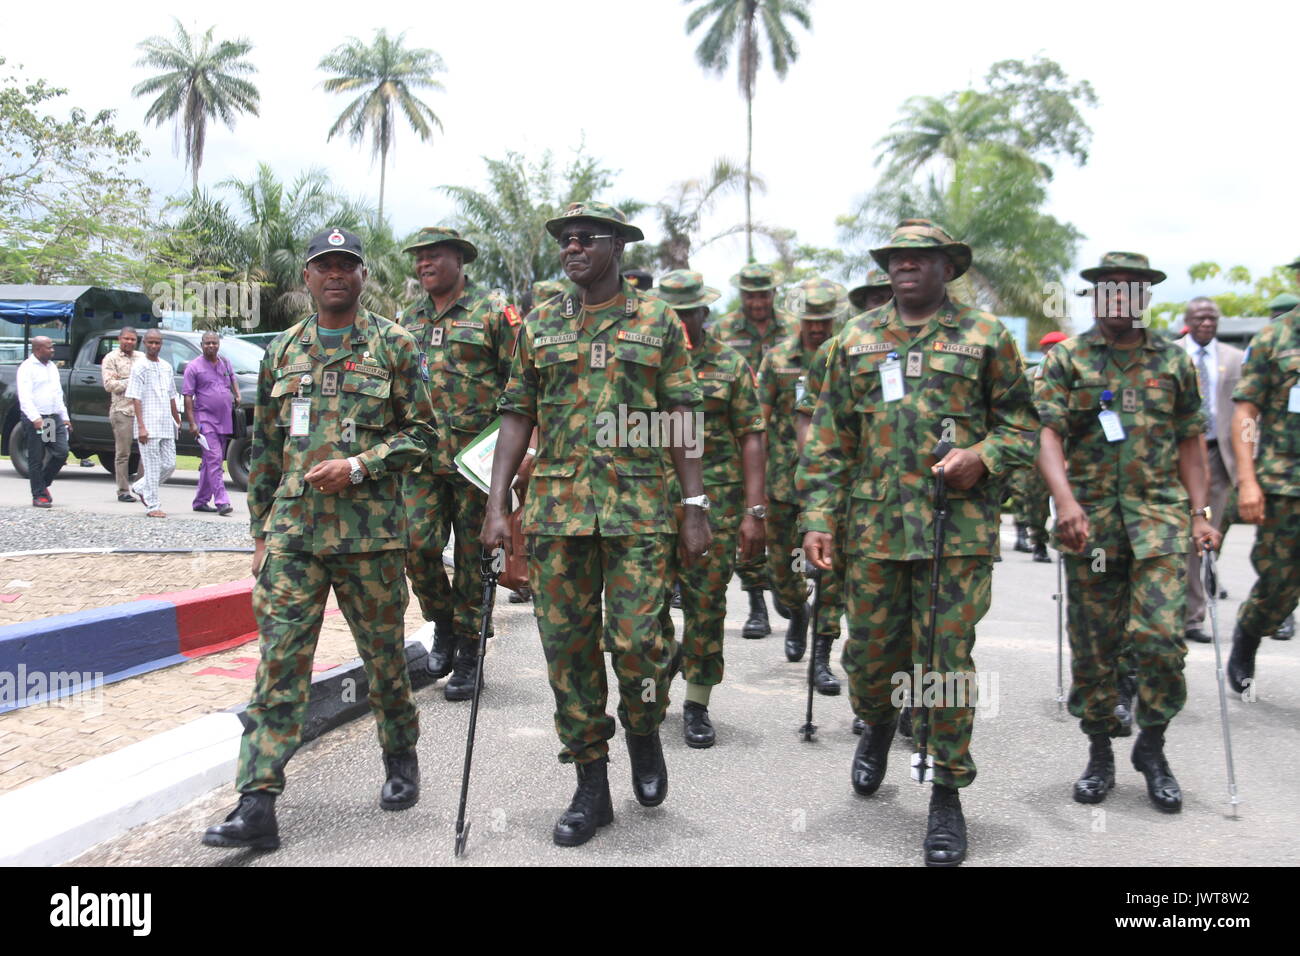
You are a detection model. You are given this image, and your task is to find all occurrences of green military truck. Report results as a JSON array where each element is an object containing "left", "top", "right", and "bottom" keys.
[{"left": 1, "top": 285, "right": 260, "bottom": 490}]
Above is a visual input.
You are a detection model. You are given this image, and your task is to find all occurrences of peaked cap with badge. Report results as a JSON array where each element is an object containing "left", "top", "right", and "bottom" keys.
[
  {"left": 306, "top": 227, "right": 364, "bottom": 264},
  {"left": 870, "top": 219, "right": 972, "bottom": 278}
]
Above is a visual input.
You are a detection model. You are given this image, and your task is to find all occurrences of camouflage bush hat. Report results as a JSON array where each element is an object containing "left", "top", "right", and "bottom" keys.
[
  {"left": 848, "top": 269, "right": 891, "bottom": 310},
  {"left": 653, "top": 270, "right": 720, "bottom": 310},
  {"left": 1079, "top": 251, "right": 1166, "bottom": 285},
  {"left": 870, "top": 219, "right": 972, "bottom": 279},
  {"left": 1268, "top": 291, "right": 1300, "bottom": 311},
  {"left": 545, "top": 200, "right": 644, "bottom": 242},
  {"left": 731, "top": 263, "right": 778, "bottom": 291},
  {"left": 532, "top": 279, "right": 567, "bottom": 303},
  {"left": 786, "top": 277, "right": 845, "bottom": 322},
  {"left": 402, "top": 226, "right": 478, "bottom": 263}
]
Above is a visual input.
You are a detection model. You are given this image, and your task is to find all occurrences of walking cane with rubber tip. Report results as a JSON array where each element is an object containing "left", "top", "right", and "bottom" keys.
[
  {"left": 1203, "top": 547, "right": 1241, "bottom": 817},
  {"left": 800, "top": 565, "right": 825, "bottom": 742},
  {"left": 1049, "top": 495, "right": 1065, "bottom": 712},
  {"left": 453, "top": 550, "right": 501, "bottom": 857},
  {"left": 912, "top": 440, "right": 952, "bottom": 784}
]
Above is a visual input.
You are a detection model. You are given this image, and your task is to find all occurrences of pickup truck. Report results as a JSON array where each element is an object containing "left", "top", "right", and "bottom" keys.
[{"left": 1, "top": 331, "right": 262, "bottom": 490}]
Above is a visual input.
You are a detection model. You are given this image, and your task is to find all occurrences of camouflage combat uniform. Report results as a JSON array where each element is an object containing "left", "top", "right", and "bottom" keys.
[
  {"left": 1035, "top": 328, "right": 1204, "bottom": 736},
  {"left": 658, "top": 332, "right": 764, "bottom": 686},
  {"left": 497, "top": 279, "right": 700, "bottom": 764},
  {"left": 399, "top": 280, "right": 516, "bottom": 640},
  {"left": 1012, "top": 365, "right": 1051, "bottom": 546},
  {"left": 241, "top": 309, "right": 437, "bottom": 793},
  {"left": 798, "top": 299, "right": 1038, "bottom": 789},
  {"left": 1232, "top": 307, "right": 1300, "bottom": 640}
]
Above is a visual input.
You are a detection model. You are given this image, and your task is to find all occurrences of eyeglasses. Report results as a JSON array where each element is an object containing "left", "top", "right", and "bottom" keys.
[{"left": 556, "top": 231, "right": 615, "bottom": 248}]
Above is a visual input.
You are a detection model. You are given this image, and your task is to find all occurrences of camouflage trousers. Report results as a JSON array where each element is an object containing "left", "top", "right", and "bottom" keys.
[
  {"left": 659, "top": 522, "right": 739, "bottom": 686},
  {"left": 405, "top": 470, "right": 492, "bottom": 640},
  {"left": 844, "top": 556, "right": 991, "bottom": 790},
  {"left": 734, "top": 553, "right": 769, "bottom": 591},
  {"left": 237, "top": 547, "right": 418, "bottom": 793},
  {"left": 1236, "top": 493, "right": 1300, "bottom": 638},
  {"left": 1012, "top": 466, "right": 1050, "bottom": 544},
  {"left": 768, "top": 498, "right": 843, "bottom": 639},
  {"left": 1065, "top": 540, "right": 1187, "bottom": 736},
  {"left": 530, "top": 533, "right": 674, "bottom": 765}
]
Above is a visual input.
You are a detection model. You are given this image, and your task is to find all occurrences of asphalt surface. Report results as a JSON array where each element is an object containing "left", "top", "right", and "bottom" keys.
[{"left": 71, "top": 520, "right": 1299, "bottom": 867}]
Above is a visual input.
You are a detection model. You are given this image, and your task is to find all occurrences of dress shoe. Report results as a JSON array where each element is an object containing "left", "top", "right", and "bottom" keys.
[
  {"left": 742, "top": 589, "right": 771, "bottom": 638},
  {"left": 217, "top": 504, "right": 234, "bottom": 516},
  {"left": 851, "top": 719, "right": 896, "bottom": 796},
  {"left": 1184, "top": 627, "right": 1212, "bottom": 644},
  {"left": 553, "top": 757, "right": 613, "bottom": 847},
  {"left": 682, "top": 701, "right": 715, "bottom": 748},
  {"left": 1273, "top": 614, "right": 1295, "bottom": 641},
  {"left": 193, "top": 504, "right": 217, "bottom": 513},
  {"left": 812, "top": 637, "right": 840, "bottom": 695},
  {"left": 626, "top": 728, "right": 667, "bottom": 807},
  {"left": 1073, "top": 733, "right": 1115, "bottom": 803},
  {"left": 117, "top": 492, "right": 137, "bottom": 503},
  {"left": 444, "top": 637, "right": 482, "bottom": 701},
  {"left": 380, "top": 750, "right": 419, "bottom": 810},
  {"left": 426, "top": 619, "right": 457, "bottom": 679},
  {"left": 1013, "top": 522, "right": 1031, "bottom": 553},
  {"left": 1131, "top": 724, "right": 1182, "bottom": 812},
  {"left": 202, "top": 792, "right": 280, "bottom": 850},
  {"left": 924, "top": 785, "right": 967, "bottom": 867},
  {"left": 784, "top": 603, "right": 809, "bottom": 662},
  {"left": 1227, "top": 624, "right": 1261, "bottom": 693}
]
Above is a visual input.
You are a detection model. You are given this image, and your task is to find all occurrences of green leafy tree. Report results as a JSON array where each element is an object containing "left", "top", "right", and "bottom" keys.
[
  {"left": 685, "top": 0, "right": 811, "bottom": 260},
  {"left": 1148, "top": 262, "right": 1300, "bottom": 326},
  {"left": 319, "top": 29, "right": 445, "bottom": 228},
  {"left": 875, "top": 90, "right": 1040, "bottom": 184},
  {"left": 1, "top": 58, "right": 163, "bottom": 287},
  {"left": 985, "top": 56, "right": 1098, "bottom": 167},
  {"left": 132, "top": 19, "right": 260, "bottom": 191},
  {"left": 652, "top": 157, "right": 759, "bottom": 271}
]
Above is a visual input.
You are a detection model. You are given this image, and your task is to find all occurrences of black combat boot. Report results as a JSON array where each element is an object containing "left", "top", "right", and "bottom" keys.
[
  {"left": 851, "top": 719, "right": 897, "bottom": 796},
  {"left": 852, "top": 717, "right": 865, "bottom": 735},
  {"left": 1113, "top": 673, "right": 1137, "bottom": 737},
  {"left": 670, "top": 581, "right": 683, "bottom": 609},
  {"left": 812, "top": 637, "right": 841, "bottom": 695},
  {"left": 742, "top": 589, "right": 771, "bottom": 638},
  {"left": 1032, "top": 537, "right": 1051, "bottom": 563},
  {"left": 507, "top": 587, "right": 532, "bottom": 604},
  {"left": 626, "top": 728, "right": 668, "bottom": 806},
  {"left": 784, "top": 603, "right": 809, "bottom": 662},
  {"left": 552, "top": 757, "right": 613, "bottom": 847},
  {"left": 444, "top": 637, "right": 482, "bottom": 702},
  {"left": 1227, "top": 624, "right": 1262, "bottom": 693},
  {"left": 924, "top": 784, "right": 967, "bottom": 867},
  {"left": 683, "top": 701, "right": 715, "bottom": 748},
  {"left": 426, "top": 618, "right": 457, "bottom": 679},
  {"left": 772, "top": 595, "right": 791, "bottom": 620},
  {"left": 898, "top": 706, "right": 913, "bottom": 739},
  {"left": 1072, "top": 733, "right": 1115, "bottom": 803},
  {"left": 379, "top": 749, "right": 419, "bottom": 810},
  {"left": 202, "top": 792, "right": 280, "bottom": 850},
  {"left": 1131, "top": 724, "right": 1182, "bottom": 813},
  {"left": 1273, "top": 613, "right": 1295, "bottom": 641},
  {"left": 1014, "top": 522, "right": 1031, "bottom": 553}
]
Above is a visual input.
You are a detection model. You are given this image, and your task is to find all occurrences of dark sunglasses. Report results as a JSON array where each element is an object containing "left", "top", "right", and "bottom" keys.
[{"left": 557, "top": 231, "right": 614, "bottom": 248}]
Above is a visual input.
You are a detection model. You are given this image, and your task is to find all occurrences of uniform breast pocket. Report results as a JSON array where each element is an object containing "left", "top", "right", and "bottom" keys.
[
  {"left": 447, "top": 324, "right": 491, "bottom": 368},
  {"left": 335, "top": 475, "right": 400, "bottom": 539},
  {"left": 852, "top": 394, "right": 886, "bottom": 481},
  {"left": 613, "top": 341, "right": 662, "bottom": 408},
  {"left": 342, "top": 376, "right": 393, "bottom": 437},
  {"left": 269, "top": 378, "right": 299, "bottom": 427},
  {"left": 700, "top": 379, "right": 730, "bottom": 411},
  {"left": 927, "top": 350, "right": 980, "bottom": 408},
  {"left": 536, "top": 346, "right": 579, "bottom": 406}
]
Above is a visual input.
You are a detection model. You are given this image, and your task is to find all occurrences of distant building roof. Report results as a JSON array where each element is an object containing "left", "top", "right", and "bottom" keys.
[{"left": 0, "top": 285, "right": 95, "bottom": 302}]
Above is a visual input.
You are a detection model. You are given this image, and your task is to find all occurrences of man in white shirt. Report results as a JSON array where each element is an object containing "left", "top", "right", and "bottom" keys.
[
  {"left": 125, "top": 329, "right": 181, "bottom": 517},
  {"left": 16, "top": 336, "right": 71, "bottom": 507},
  {"left": 1181, "top": 298, "right": 1243, "bottom": 643}
]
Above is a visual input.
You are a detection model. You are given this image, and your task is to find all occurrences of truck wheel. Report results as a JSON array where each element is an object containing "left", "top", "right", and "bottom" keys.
[
  {"left": 97, "top": 452, "right": 142, "bottom": 482},
  {"left": 8, "top": 421, "right": 29, "bottom": 479},
  {"left": 226, "top": 437, "right": 251, "bottom": 491}
]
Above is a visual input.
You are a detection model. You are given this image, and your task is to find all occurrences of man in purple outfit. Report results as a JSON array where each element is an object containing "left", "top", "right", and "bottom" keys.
[{"left": 183, "top": 331, "right": 240, "bottom": 515}]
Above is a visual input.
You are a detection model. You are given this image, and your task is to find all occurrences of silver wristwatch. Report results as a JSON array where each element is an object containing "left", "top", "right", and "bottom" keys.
[
  {"left": 681, "top": 494, "right": 711, "bottom": 511},
  {"left": 347, "top": 456, "right": 365, "bottom": 485},
  {"left": 745, "top": 505, "right": 767, "bottom": 519}
]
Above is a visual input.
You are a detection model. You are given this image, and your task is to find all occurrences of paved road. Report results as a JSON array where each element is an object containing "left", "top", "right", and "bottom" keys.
[
  {"left": 0, "top": 459, "right": 249, "bottom": 525},
  {"left": 72, "top": 519, "right": 1299, "bottom": 867}
]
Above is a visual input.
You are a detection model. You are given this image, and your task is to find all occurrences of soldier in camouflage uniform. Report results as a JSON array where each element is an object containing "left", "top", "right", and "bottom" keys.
[
  {"left": 846, "top": 269, "right": 894, "bottom": 317},
  {"left": 481, "top": 202, "right": 709, "bottom": 848},
  {"left": 1227, "top": 268, "right": 1300, "bottom": 687},
  {"left": 399, "top": 227, "right": 519, "bottom": 700},
  {"left": 714, "top": 263, "right": 795, "bottom": 638},
  {"left": 1268, "top": 292, "right": 1300, "bottom": 320},
  {"left": 203, "top": 228, "right": 437, "bottom": 851},
  {"left": 1036, "top": 251, "right": 1220, "bottom": 816},
  {"left": 760, "top": 278, "right": 842, "bottom": 689},
  {"left": 1013, "top": 331, "right": 1066, "bottom": 561},
  {"left": 798, "top": 220, "right": 1039, "bottom": 867},
  {"left": 651, "top": 270, "right": 766, "bottom": 748}
]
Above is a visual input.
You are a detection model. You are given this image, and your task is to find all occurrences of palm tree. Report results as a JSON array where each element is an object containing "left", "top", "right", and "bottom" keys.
[
  {"left": 319, "top": 30, "right": 446, "bottom": 227},
  {"left": 685, "top": 0, "right": 811, "bottom": 260},
  {"left": 132, "top": 19, "right": 260, "bottom": 191},
  {"left": 654, "top": 157, "right": 761, "bottom": 270}
]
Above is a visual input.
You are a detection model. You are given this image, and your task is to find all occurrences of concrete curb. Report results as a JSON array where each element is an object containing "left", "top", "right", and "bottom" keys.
[{"left": 0, "top": 628, "right": 435, "bottom": 866}]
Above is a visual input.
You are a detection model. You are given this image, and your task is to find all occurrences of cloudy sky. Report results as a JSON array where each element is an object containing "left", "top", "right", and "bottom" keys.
[{"left": 8, "top": 0, "right": 1296, "bottom": 328}]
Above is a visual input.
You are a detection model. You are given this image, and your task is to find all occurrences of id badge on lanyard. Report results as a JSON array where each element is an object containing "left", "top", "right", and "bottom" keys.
[
  {"left": 1098, "top": 389, "right": 1125, "bottom": 442},
  {"left": 880, "top": 354, "right": 904, "bottom": 402}
]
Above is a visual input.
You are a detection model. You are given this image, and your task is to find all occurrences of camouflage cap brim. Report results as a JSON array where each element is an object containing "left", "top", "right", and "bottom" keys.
[
  {"left": 544, "top": 201, "right": 644, "bottom": 243},
  {"left": 869, "top": 242, "right": 973, "bottom": 279},
  {"left": 401, "top": 230, "right": 479, "bottom": 263}
]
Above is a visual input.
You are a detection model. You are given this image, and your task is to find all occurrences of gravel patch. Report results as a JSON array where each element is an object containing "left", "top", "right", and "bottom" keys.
[{"left": 0, "top": 506, "right": 253, "bottom": 553}]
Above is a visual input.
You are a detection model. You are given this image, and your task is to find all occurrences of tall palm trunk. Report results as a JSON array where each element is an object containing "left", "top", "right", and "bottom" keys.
[
  {"left": 745, "top": 92, "right": 753, "bottom": 261},
  {"left": 378, "top": 139, "right": 388, "bottom": 228}
]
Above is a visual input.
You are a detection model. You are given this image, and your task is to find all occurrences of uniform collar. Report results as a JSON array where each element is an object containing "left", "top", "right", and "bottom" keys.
[
  {"left": 301, "top": 309, "right": 373, "bottom": 363},
  {"left": 557, "top": 277, "right": 640, "bottom": 339}
]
